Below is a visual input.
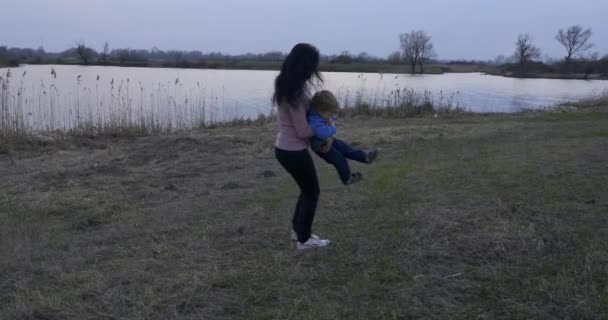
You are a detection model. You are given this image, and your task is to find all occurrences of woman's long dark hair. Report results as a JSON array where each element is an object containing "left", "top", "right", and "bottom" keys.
[{"left": 272, "top": 43, "right": 322, "bottom": 108}]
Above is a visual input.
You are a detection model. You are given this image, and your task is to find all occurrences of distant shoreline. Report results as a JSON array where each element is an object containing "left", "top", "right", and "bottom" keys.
[
  {"left": 5, "top": 61, "right": 608, "bottom": 80},
  {"left": 485, "top": 71, "right": 608, "bottom": 81},
  {"left": 4, "top": 60, "right": 488, "bottom": 75}
]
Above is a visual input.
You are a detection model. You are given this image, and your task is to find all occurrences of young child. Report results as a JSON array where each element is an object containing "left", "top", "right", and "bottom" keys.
[{"left": 308, "top": 90, "right": 378, "bottom": 185}]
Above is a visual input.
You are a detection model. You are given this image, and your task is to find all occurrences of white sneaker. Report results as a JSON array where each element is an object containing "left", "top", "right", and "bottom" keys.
[
  {"left": 291, "top": 231, "right": 320, "bottom": 242},
  {"left": 296, "top": 237, "right": 330, "bottom": 251}
]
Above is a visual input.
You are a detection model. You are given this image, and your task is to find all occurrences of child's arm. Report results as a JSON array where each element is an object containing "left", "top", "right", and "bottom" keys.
[
  {"left": 288, "top": 101, "right": 314, "bottom": 139},
  {"left": 308, "top": 113, "right": 336, "bottom": 140}
]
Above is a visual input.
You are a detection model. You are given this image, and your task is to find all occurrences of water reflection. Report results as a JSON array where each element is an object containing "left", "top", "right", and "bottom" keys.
[{"left": 1, "top": 65, "right": 606, "bottom": 131}]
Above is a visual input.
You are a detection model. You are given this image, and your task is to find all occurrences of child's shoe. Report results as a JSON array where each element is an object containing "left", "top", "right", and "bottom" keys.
[
  {"left": 365, "top": 149, "right": 379, "bottom": 164},
  {"left": 345, "top": 172, "right": 363, "bottom": 185}
]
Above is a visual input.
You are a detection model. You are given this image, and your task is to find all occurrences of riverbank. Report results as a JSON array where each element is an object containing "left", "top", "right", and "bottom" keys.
[
  {"left": 12, "top": 60, "right": 497, "bottom": 75},
  {"left": 15, "top": 60, "right": 608, "bottom": 80},
  {"left": 1, "top": 107, "right": 607, "bottom": 319},
  {"left": 486, "top": 71, "right": 608, "bottom": 80}
]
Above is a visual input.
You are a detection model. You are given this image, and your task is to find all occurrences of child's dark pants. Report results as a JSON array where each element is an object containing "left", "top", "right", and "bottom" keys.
[{"left": 312, "top": 138, "right": 367, "bottom": 184}]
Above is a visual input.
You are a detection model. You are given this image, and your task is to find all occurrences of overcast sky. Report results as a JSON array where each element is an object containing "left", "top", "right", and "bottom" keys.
[{"left": 1, "top": 0, "right": 606, "bottom": 60}]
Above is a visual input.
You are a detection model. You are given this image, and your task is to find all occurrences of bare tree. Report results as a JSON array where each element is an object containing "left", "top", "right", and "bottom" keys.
[
  {"left": 387, "top": 51, "right": 402, "bottom": 64},
  {"left": 601, "top": 55, "right": 608, "bottom": 76},
  {"left": 400, "top": 33, "right": 418, "bottom": 73},
  {"left": 494, "top": 54, "right": 506, "bottom": 65},
  {"left": 357, "top": 52, "right": 370, "bottom": 62},
  {"left": 35, "top": 46, "right": 46, "bottom": 63},
  {"left": 514, "top": 34, "right": 541, "bottom": 72},
  {"left": 588, "top": 52, "right": 599, "bottom": 61},
  {"left": 100, "top": 41, "right": 110, "bottom": 65},
  {"left": 400, "top": 30, "right": 435, "bottom": 74},
  {"left": 75, "top": 41, "right": 96, "bottom": 65},
  {"left": 168, "top": 50, "right": 185, "bottom": 65},
  {"left": 556, "top": 25, "right": 593, "bottom": 63},
  {"left": 414, "top": 31, "right": 435, "bottom": 74},
  {"left": 116, "top": 49, "right": 130, "bottom": 65}
]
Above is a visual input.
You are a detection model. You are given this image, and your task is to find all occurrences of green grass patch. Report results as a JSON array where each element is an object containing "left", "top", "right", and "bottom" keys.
[
  {"left": 592, "top": 130, "right": 608, "bottom": 137},
  {"left": 537, "top": 111, "right": 608, "bottom": 122},
  {"left": 2, "top": 111, "right": 608, "bottom": 319}
]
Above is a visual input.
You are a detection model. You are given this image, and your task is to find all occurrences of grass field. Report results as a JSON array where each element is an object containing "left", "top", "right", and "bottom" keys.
[{"left": 1, "top": 110, "right": 607, "bottom": 319}]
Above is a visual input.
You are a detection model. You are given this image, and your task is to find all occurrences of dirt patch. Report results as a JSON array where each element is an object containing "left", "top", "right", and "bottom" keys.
[
  {"left": 220, "top": 182, "right": 241, "bottom": 190},
  {"left": 258, "top": 170, "right": 277, "bottom": 178}
]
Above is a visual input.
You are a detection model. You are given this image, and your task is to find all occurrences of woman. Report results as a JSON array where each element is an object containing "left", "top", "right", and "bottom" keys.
[{"left": 273, "top": 43, "right": 331, "bottom": 250}]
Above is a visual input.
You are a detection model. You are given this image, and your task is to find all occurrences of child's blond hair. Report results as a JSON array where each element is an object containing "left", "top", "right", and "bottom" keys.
[{"left": 312, "top": 90, "right": 339, "bottom": 113}]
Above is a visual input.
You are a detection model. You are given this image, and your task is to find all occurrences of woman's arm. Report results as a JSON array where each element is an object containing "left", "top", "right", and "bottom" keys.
[{"left": 288, "top": 102, "right": 314, "bottom": 139}]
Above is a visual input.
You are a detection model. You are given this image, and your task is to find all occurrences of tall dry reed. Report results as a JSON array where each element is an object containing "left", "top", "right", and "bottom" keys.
[
  {"left": 1, "top": 69, "right": 469, "bottom": 146},
  {"left": 1, "top": 70, "right": 29, "bottom": 145}
]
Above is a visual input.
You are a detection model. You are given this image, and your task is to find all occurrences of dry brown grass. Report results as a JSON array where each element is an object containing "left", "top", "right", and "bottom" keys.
[
  {"left": 1, "top": 66, "right": 465, "bottom": 148},
  {"left": 1, "top": 111, "right": 608, "bottom": 319},
  {"left": 0, "top": 70, "right": 29, "bottom": 146},
  {"left": 338, "top": 87, "right": 468, "bottom": 119},
  {"left": 566, "top": 90, "right": 608, "bottom": 110}
]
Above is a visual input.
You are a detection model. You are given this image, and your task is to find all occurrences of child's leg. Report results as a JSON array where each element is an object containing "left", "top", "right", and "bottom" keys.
[
  {"left": 309, "top": 136, "right": 325, "bottom": 153},
  {"left": 315, "top": 148, "right": 352, "bottom": 184},
  {"left": 332, "top": 139, "right": 368, "bottom": 163}
]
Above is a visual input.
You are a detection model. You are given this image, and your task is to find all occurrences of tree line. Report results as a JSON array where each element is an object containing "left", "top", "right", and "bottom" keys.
[
  {"left": 0, "top": 42, "right": 388, "bottom": 68},
  {"left": 1, "top": 25, "right": 606, "bottom": 77},
  {"left": 0, "top": 42, "right": 290, "bottom": 68},
  {"left": 391, "top": 24, "right": 607, "bottom": 77},
  {"left": 507, "top": 25, "right": 608, "bottom": 77}
]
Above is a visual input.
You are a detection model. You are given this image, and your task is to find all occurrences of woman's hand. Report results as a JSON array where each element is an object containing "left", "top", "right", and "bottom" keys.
[{"left": 319, "top": 137, "right": 334, "bottom": 153}]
